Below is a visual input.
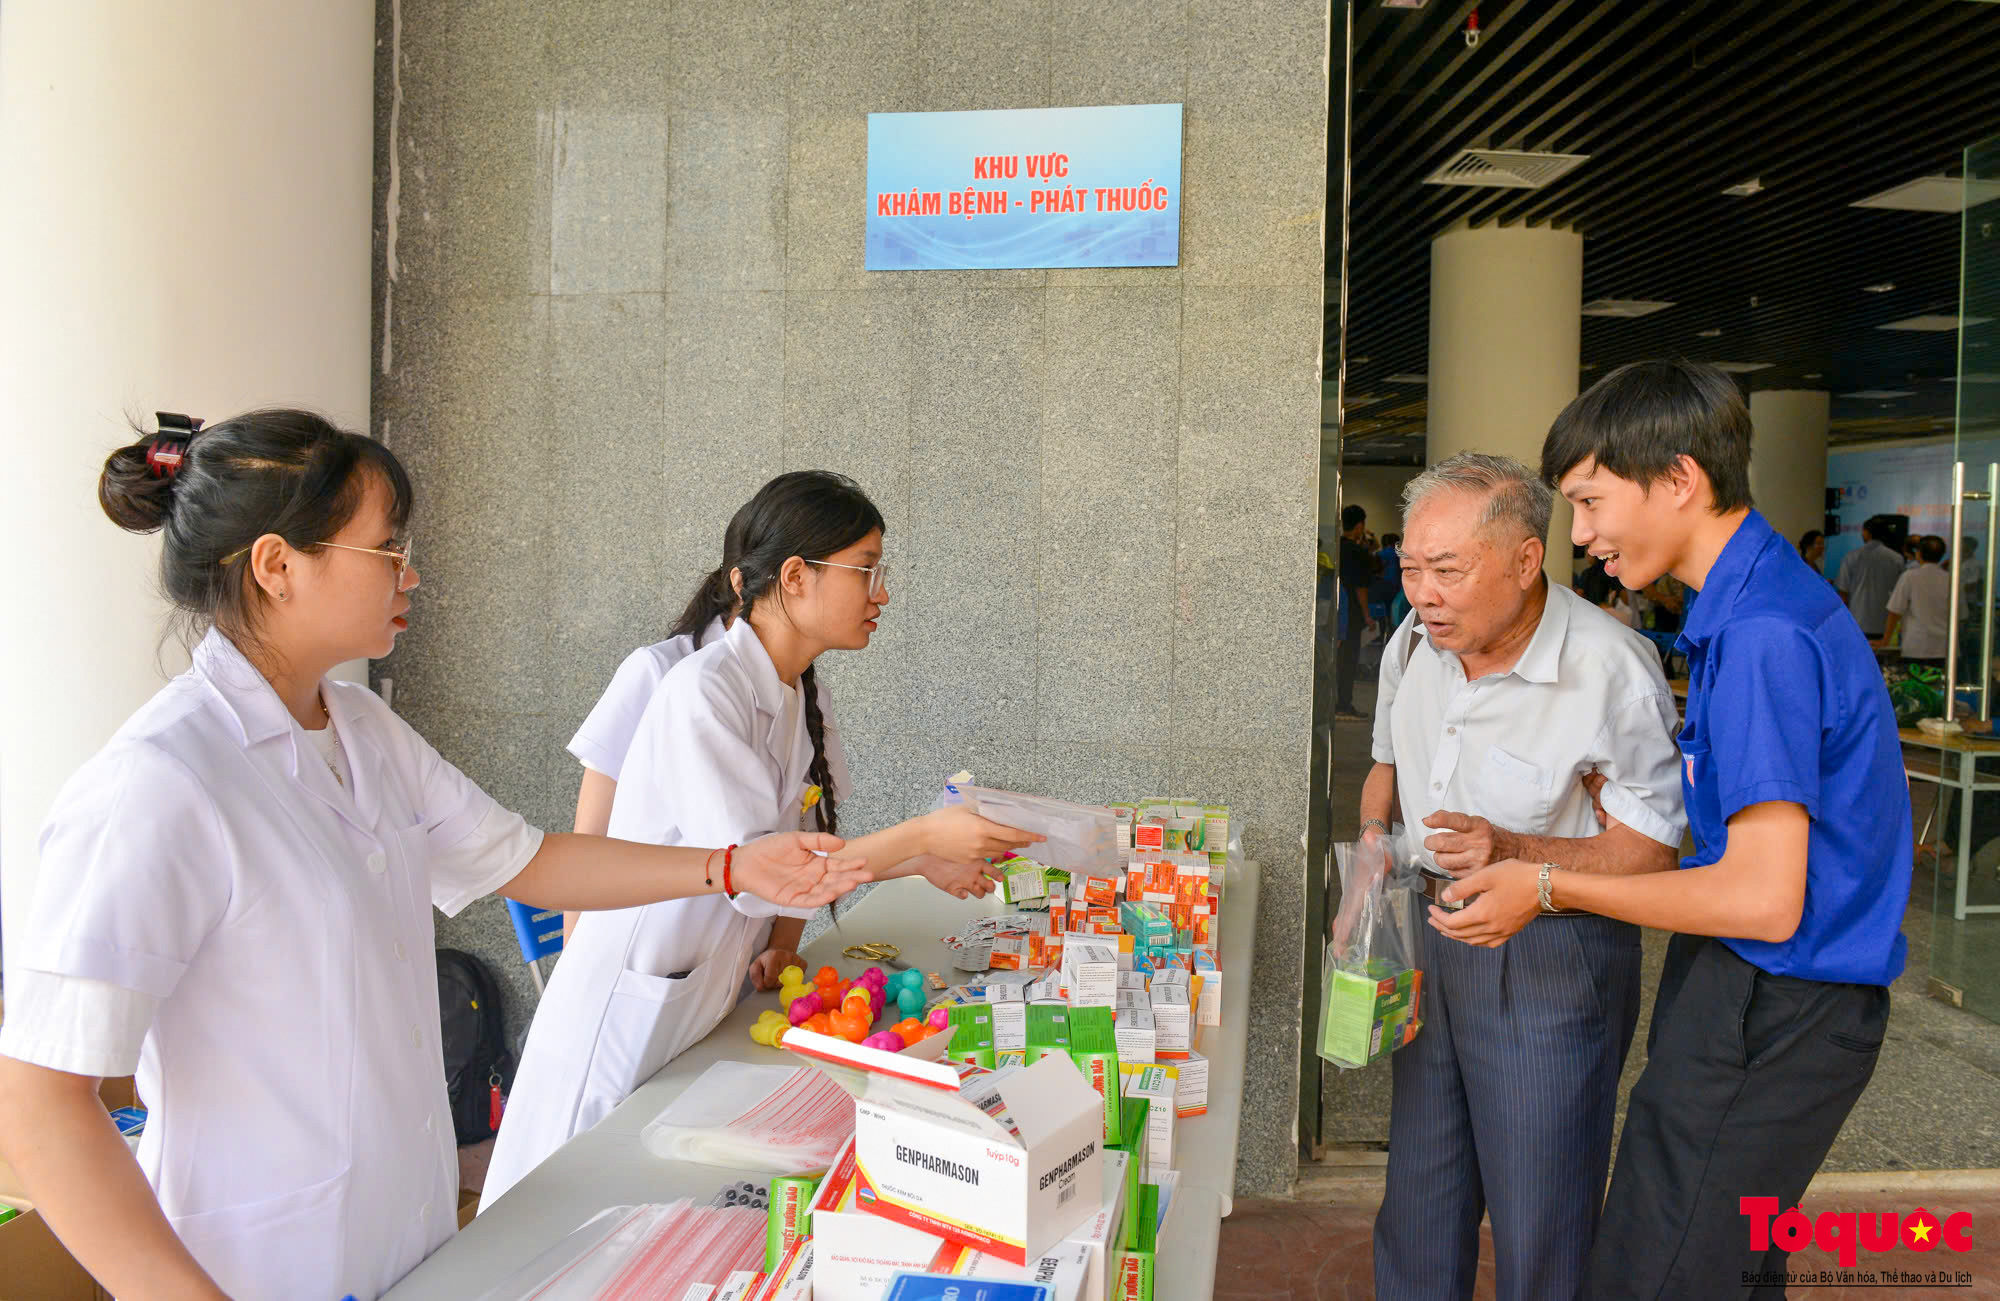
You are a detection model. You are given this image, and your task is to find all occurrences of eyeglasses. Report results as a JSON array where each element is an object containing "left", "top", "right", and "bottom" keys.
[
  {"left": 220, "top": 537, "right": 415, "bottom": 576},
  {"left": 803, "top": 558, "right": 890, "bottom": 600},
  {"left": 316, "top": 537, "right": 416, "bottom": 576}
]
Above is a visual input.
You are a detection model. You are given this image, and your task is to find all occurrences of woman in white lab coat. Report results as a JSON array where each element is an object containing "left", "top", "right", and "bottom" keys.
[
  {"left": 0, "top": 412, "right": 871, "bottom": 1301},
  {"left": 483, "top": 471, "right": 1040, "bottom": 1207}
]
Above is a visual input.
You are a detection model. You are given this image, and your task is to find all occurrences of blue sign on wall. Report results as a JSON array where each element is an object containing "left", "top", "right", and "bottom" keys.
[{"left": 865, "top": 104, "right": 1183, "bottom": 271}]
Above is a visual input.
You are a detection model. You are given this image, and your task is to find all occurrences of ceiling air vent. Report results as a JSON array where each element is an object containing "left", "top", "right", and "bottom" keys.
[{"left": 1424, "top": 148, "right": 1589, "bottom": 190}]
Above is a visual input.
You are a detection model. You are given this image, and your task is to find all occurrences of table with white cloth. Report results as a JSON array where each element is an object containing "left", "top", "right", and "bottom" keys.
[{"left": 384, "top": 859, "right": 1260, "bottom": 1301}]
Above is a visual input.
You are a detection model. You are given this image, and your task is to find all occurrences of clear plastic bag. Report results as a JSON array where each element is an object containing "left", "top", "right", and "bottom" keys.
[{"left": 1316, "top": 833, "right": 1425, "bottom": 1070}]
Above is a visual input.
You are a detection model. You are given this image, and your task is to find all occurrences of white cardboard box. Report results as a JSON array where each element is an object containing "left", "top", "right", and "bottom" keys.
[
  {"left": 1112, "top": 1002, "right": 1156, "bottom": 1065},
  {"left": 1118, "top": 1064, "right": 1177, "bottom": 1180},
  {"left": 784, "top": 1027, "right": 1104, "bottom": 1265},
  {"left": 1191, "top": 951, "right": 1220, "bottom": 1028},
  {"left": 1172, "top": 1051, "right": 1209, "bottom": 1119},
  {"left": 1063, "top": 941, "right": 1119, "bottom": 1009},
  {"left": 1149, "top": 983, "right": 1192, "bottom": 1057},
  {"left": 935, "top": 1152, "right": 1127, "bottom": 1301},
  {"left": 985, "top": 985, "right": 1028, "bottom": 1052},
  {"left": 819, "top": 1139, "right": 1131, "bottom": 1301},
  {"left": 808, "top": 1138, "right": 959, "bottom": 1301}
]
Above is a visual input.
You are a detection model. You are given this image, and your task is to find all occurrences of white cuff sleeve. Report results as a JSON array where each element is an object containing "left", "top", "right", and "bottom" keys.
[
  {"left": 1593, "top": 777, "right": 1685, "bottom": 849},
  {"left": 0, "top": 969, "right": 158, "bottom": 1079}
]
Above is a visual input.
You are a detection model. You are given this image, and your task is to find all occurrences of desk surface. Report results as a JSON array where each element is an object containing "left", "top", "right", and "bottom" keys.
[
  {"left": 385, "top": 862, "right": 1260, "bottom": 1301},
  {"left": 1899, "top": 725, "right": 2000, "bottom": 754}
]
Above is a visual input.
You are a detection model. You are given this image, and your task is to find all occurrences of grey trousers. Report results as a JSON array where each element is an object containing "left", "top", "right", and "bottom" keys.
[{"left": 1374, "top": 912, "right": 1642, "bottom": 1301}]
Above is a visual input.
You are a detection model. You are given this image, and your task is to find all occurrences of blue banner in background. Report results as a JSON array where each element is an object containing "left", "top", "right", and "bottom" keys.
[{"left": 865, "top": 104, "right": 1183, "bottom": 270}]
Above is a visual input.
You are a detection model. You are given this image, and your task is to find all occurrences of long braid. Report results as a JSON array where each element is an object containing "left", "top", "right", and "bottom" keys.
[{"left": 799, "top": 662, "right": 837, "bottom": 834}]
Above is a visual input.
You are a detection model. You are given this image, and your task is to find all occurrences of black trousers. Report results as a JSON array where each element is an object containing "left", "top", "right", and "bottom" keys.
[
  {"left": 1586, "top": 935, "right": 1889, "bottom": 1300},
  {"left": 1335, "top": 592, "right": 1364, "bottom": 710}
]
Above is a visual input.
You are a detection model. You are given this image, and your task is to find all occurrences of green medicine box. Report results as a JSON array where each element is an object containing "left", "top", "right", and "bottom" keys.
[
  {"left": 946, "top": 1003, "right": 997, "bottom": 1069},
  {"left": 1024, "top": 1002, "right": 1070, "bottom": 1065},
  {"left": 1113, "top": 1183, "right": 1161, "bottom": 1301},
  {"left": 1320, "top": 959, "right": 1423, "bottom": 1068},
  {"left": 1065, "top": 1005, "right": 1122, "bottom": 1141}
]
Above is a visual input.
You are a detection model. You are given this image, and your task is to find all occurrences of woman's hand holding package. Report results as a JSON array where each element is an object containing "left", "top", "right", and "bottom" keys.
[
  {"left": 735, "top": 831, "right": 872, "bottom": 908},
  {"left": 918, "top": 805, "right": 1043, "bottom": 864}
]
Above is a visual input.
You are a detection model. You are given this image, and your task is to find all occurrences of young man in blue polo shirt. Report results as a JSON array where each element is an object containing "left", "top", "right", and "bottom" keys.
[{"left": 1434, "top": 359, "right": 1908, "bottom": 1298}]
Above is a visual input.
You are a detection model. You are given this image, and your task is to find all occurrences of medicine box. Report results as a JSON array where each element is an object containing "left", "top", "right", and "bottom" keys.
[
  {"left": 1003, "top": 859, "right": 1049, "bottom": 905},
  {"left": 1171, "top": 1051, "right": 1209, "bottom": 1119},
  {"left": 1112, "top": 1002, "right": 1155, "bottom": 1065},
  {"left": 809, "top": 1138, "right": 953, "bottom": 1301},
  {"left": 1116, "top": 1065, "right": 1176, "bottom": 1180},
  {"left": 1321, "top": 960, "right": 1422, "bottom": 1068},
  {"left": 882, "top": 1274, "right": 1052, "bottom": 1301},
  {"left": 949, "top": 1004, "right": 997, "bottom": 1069},
  {"left": 785, "top": 1029, "right": 1104, "bottom": 1265},
  {"left": 1149, "top": 984, "right": 1192, "bottom": 1058},
  {"left": 1025, "top": 1003, "right": 1071, "bottom": 1065},
  {"left": 932, "top": 1150, "right": 1128, "bottom": 1301},
  {"left": 985, "top": 986, "right": 1028, "bottom": 1053},
  {"left": 1191, "top": 951, "right": 1221, "bottom": 1028},
  {"left": 1062, "top": 942, "right": 1119, "bottom": 1009},
  {"left": 990, "top": 933, "right": 1030, "bottom": 971},
  {"left": 1065, "top": 1006, "right": 1122, "bottom": 1141}
]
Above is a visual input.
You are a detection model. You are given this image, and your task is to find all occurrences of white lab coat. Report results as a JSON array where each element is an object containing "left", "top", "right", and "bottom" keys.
[
  {"left": 482, "top": 618, "right": 850, "bottom": 1209},
  {"left": 2, "top": 630, "right": 539, "bottom": 1300},
  {"left": 565, "top": 619, "right": 725, "bottom": 780}
]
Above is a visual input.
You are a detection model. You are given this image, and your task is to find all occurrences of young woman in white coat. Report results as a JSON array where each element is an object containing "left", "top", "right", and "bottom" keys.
[
  {"left": 483, "top": 471, "right": 1039, "bottom": 1207},
  {"left": 556, "top": 515, "right": 748, "bottom": 942},
  {"left": 0, "top": 412, "right": 872, "bottom": 1301}
]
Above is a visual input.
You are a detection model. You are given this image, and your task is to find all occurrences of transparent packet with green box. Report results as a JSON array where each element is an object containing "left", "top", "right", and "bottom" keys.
[{"left": 1317, "top": 833, "right": 1425, "bottom": 1069}]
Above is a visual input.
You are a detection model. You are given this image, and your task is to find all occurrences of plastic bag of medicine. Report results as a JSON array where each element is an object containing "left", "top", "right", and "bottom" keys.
[
  {"left": 1317, "top": 834, "right": 1425, "bottom": 1070},
  {"left": 933, "top": 780, "right": 1121, "bottom": 873}
]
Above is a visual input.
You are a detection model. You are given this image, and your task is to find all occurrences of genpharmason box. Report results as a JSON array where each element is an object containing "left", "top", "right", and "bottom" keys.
[
  {"left": 814, "top": 1134, "right": 1130, "bottom": 1301},
  {"left": 782, "top": 1027, "right": 1104, "bottom": 1265}
]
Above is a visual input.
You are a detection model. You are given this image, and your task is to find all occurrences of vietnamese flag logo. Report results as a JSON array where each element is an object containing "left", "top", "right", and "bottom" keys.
[{"left": 1904, "top": 1207, "right": 1942, "bottom": 1252}]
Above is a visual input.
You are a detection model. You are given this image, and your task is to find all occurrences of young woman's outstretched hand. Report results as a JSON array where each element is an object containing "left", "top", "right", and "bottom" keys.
[
  {"left": 918, "top": 805, "right": 1043, "bottom": 865},
  {"left": 735, "top": 831, "right": 872, "bottom": 909}
]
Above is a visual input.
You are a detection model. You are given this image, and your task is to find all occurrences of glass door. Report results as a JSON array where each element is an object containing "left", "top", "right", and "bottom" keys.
[{"left": 1931, "top": 135, "right": 2000, "bottom": 1020}]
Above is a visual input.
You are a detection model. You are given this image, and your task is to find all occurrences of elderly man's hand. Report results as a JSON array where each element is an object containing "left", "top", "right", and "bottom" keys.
[
  {"left": 1422, "top": 809, "right": 1518, "bottom": 874},
  {"left": 1427, "top": 859, "right": 1540, "bottom": 948}
]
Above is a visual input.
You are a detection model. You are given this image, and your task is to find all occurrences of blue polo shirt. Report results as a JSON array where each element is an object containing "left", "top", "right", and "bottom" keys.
[{"left": 1676, "top": 509, "right": 1911, "bottom": 986}]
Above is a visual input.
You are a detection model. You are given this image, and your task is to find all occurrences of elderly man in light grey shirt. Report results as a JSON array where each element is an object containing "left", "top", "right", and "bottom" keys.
[{"left": 1362, "top": 453, "right": 1687, "bottom": 1301}]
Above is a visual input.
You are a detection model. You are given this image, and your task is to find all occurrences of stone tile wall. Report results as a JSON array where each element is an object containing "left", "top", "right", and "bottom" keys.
[{"left": 372, "top": 0, "right": 1327, "bottom": 1196}]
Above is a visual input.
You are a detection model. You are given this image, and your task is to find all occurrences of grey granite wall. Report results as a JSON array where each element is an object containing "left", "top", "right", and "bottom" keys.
[{"left": 372, "top": 0, "right": 1327, "bottom": 1198}]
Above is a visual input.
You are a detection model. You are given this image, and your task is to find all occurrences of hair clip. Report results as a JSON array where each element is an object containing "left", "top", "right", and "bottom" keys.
[{"left": 145, "top": 411, "right": 205, "bottom": 479}]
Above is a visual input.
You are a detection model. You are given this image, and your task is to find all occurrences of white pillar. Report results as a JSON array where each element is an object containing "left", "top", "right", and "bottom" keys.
[
  {"left": 0, "top": 2, "right": 375, "bottom": 958},
  {"left": 1749, "top": 389, "right": 1830, "bottom": 551},
  {"left": 1428, "top": 223, "right": 1584, "bottom": 589}
]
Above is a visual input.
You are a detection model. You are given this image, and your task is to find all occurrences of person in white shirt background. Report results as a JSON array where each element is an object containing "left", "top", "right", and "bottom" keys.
[
  {"left": 0, "top": 411, "right": 872, "bottom": 1301},
  {"left": 1836, "top": 517, "right": 1906, "bottom": 639},
  {"left": 1878, "top": 534, "right": 1953, "bottom": 668},
  {"left": 1360, "top": 452, "right": 1686, "bottom": 1301},
  {"left": 483, "top": 471, "right": 1040, "bottom": 1209}
]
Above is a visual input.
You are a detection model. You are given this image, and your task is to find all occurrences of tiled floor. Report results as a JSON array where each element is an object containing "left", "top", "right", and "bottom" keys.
[{"left": 1216, "top": 1183, "right": 2000, "bottom": 1299}]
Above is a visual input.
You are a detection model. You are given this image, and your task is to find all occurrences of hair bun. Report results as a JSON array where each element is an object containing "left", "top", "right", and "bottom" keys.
[{"left": 99, "top": 437, "right": 179, "bottom": 533}]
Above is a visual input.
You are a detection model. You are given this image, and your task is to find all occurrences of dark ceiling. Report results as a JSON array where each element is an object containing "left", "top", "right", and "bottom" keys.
[{"left": 1331, "top": 0, "right": 2000, "bottom": 463}]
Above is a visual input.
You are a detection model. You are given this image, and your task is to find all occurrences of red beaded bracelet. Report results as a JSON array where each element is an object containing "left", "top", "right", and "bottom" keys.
[{"left": 721, "top": 844, "right": 738, "bottom": 899}]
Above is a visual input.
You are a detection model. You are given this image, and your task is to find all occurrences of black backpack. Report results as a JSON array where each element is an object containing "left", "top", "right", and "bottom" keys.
[{"left": 437, "top": 948, "right": 514, "bottom": 1145}]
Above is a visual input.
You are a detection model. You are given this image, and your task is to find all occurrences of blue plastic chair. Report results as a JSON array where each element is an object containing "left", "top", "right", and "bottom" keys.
[{"left": 504, "top": 898, "right": 564, "bottom": 993}]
